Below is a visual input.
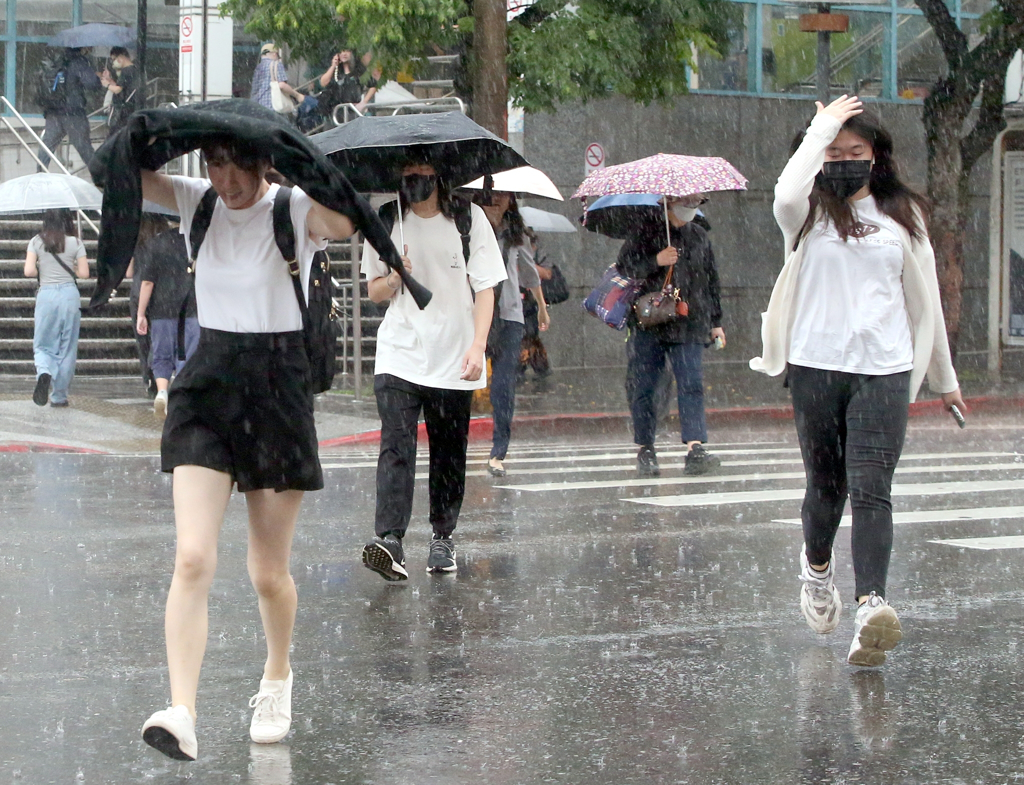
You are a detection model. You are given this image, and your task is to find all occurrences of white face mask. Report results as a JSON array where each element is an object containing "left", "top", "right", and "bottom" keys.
[{"left": 671, "top": 204, "right": 698, "bottom": 223}]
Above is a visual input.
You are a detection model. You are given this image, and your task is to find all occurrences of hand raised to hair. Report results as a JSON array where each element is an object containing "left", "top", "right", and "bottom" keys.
[{"left": 815, "top": 94, "right": 863, "bottom": 125}]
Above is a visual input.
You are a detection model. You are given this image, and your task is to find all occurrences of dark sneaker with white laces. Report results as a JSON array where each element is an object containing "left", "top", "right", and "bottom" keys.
[
  {"left": 684, "top": 444, "right": 721, "bottom": 476},
  {"left": 361, "top": 534, "right": 408, "bottom": 581},
  {"left": 636, "top": 445, "right": 660, "bottom": 477},
  {"left": 426, "top": 536, "right": 457, "bottom": 573}
]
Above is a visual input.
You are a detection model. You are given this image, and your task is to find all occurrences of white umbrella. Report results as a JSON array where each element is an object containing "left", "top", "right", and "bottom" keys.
[
  {"left": 0, "top": 173, "right": 103, "bottom": 215},
  {"left": 520, "top": 207, "right": 577, "bottom": 233},
  {"left": 461, "top": 166, "right": 563, "bottom": 201}
]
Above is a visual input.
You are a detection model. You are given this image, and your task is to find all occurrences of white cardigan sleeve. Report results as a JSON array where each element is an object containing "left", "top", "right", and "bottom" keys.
[
  {"left": 913, "top": 227, "right": 960, "bottom": 395},
  {"left": 773, "top": 114, "right": 842, "bottom": 244}
]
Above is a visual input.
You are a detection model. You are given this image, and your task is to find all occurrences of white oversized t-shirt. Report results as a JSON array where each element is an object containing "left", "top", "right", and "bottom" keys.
[
  {"left": 361, "top": 203, "right": 506, "bottom": 390},
  {"left": 789, "top": 195, "right": 914, "bottom": 374},
  {"left": 172, "top": 177, "right": 328, "bottom": 333}
]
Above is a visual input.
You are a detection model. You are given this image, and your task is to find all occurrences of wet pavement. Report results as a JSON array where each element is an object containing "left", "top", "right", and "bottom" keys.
[{"left": 4, "top": 411, "right": 1024, "bottom": 783}]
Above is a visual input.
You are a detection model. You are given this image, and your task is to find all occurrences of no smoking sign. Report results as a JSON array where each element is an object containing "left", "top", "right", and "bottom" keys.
[{"left": 585, "top": 142, "right": 605, "bottom": 176}]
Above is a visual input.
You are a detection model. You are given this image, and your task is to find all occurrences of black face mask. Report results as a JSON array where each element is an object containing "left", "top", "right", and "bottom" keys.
[
  {"left": 400, "top": 174, "right": 437, "bottom": 204},
  {"left": 815, "top": 160, "right": 872, "bottom": 200}
]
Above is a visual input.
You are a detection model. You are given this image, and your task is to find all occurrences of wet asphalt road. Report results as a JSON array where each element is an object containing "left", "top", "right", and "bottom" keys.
[{"left": 4, "top": 412, "right": 1024, "bottom": 784}]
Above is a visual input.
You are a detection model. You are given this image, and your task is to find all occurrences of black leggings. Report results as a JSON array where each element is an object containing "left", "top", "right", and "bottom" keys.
[{"left": 789, "top": 365, "right": 910, "bottom": 599}]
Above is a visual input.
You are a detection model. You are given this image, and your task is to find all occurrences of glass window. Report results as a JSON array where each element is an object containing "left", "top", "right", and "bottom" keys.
[
  {"left": 693, "top": 3, "right": 752, "bottom": 92},
  {"left": 17, "top": 0, "right": 73, "bottom": 37},
  {"left": 761, "top": 5, "right": 817, "bottom": 95},
  {"left": 828, "top": 11, "right": 886, "bottom": 98},
  {"left": 960, "top": 0, "right": 993, "bottom": 14},
  {"left": 896, "top": 14, "right": 946, "bottom": 99}
]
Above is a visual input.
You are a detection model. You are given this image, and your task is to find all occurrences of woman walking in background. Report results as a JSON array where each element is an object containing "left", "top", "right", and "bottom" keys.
[
  {"left": 751, "top": 95, "right": 965, "bottom": 666},
  {"left": 23, "top": 208, "right": 89, "bottom": 407}
]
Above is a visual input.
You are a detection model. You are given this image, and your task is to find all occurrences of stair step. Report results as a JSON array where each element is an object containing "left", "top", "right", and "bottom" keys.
[{"left": 0, "top": 358, "right": 141, "bottom": 376}]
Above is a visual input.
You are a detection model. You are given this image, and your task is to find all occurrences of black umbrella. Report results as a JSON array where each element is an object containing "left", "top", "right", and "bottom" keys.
[{"left": 310, "top": 112, "right": 529, "bottom": 193}]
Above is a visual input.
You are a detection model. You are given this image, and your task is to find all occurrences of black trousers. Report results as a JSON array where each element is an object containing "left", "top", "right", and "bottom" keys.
[
  {"left": 38, "top": 113, "right": 95, "bottom": 170},
  {"left": 374, "top": 374, "right": 473, "bottom": 540},
  {"left": 789, "top": 365, "right": 910, "bottom": 599}
]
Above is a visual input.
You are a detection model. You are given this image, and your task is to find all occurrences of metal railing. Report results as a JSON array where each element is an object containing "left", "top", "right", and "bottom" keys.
[
  {"left": 0, "top": 96, "right": 100, "bottom": 236},
  {"left": 332, "top": 95, "right": 466, "bottom": 125}
]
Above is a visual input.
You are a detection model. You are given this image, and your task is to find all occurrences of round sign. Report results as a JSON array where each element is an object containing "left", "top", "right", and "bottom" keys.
[
  {"left": 585, "top": 143, "right": 604, "bottom": 169},
  {"left": 181, "top": 16, "right": 193, "bottom": 37}
]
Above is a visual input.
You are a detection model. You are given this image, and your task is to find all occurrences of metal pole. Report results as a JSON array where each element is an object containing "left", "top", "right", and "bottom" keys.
[
  {"left": 137, "top": 0, "right": 148, "bottom": 106},
  {"left": 816, "top": 4, "right": 831, "bottom": 105},
  {"left": 200, "top": 0, "right": 209, "bottom": 102},
  {"left": 351, "top": 234, "right": 362, "bottom": 400}
]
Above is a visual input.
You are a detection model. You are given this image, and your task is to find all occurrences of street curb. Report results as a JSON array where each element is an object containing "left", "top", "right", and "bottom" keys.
[
  {"left": 318, "top": 394, "right": 1024, "bottom": 448},
  {"left": 0, "top": 441, "right": 106, "bottom": 454}
]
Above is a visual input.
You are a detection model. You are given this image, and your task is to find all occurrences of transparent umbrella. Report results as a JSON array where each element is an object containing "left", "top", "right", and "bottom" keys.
[{"left": 0, "top": 173, "right": 102, "bottom": 215}]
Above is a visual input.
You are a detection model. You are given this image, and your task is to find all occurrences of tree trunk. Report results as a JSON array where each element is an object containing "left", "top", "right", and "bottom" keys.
[
  {"left": 472, "top": 0, "right": 507, "bottom": 139},
  {"left": 923, "top": 87, "right": 971, "bottom": 360}
]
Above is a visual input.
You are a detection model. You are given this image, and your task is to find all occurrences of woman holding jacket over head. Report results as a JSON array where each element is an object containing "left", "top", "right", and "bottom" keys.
[
  {"left": 617, "top": 195, "right": 725, "bottom": 479},
  {"left": 750, "top": 95, "right": 966, "bottom": 667}
]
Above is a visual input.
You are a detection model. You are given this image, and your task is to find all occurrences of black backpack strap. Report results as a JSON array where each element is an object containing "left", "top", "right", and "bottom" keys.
[
  {"left": 188, "top": 187, "right": 219, "bottom": 271},
  {"left": 378, "top": 199, "right": 398, "bottom": 237},
  {"left": 271, "top": 186, "right": 310, "bottom": 326}
]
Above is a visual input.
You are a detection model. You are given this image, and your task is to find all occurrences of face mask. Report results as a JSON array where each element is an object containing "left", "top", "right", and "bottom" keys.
[
  {"left": 400, "top": 174, "right": 437, "bottom": 204},
  {"left": 671, "top": 204, "right": 698, "bottom": 223},
  {"left": 815, "top": 160, "right": 871, "bottom": 200}
]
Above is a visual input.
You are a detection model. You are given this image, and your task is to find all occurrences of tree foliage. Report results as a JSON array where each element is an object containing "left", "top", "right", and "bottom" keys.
[{"left": 220, "top": 0, "right": 741, "bottom": 111}]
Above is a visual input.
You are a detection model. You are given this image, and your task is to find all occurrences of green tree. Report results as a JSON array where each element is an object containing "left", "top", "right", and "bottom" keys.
[{"left": 914, "top": 0, "right": 1024, "bottom": 357}]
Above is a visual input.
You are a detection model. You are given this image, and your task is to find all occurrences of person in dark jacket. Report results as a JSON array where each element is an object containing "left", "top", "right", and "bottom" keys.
[
  {"left": 38, "top": 48, "right": 102, "bottom": 170},
  {"left": 616, "top": 194, "right": 725, "bottom": 477}
]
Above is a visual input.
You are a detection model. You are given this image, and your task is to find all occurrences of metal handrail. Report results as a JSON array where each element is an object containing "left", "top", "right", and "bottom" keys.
[
  {"left": 0, "top": 96, "right": 100, "bottom": 236},
  {"left": 331, "top": 95, "right": 467, "bottom": 125}
]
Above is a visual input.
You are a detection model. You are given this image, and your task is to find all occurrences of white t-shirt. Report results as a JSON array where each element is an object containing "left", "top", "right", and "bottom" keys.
[
  {"left": 361, "top": 203, "right": 506, "bottom": 390},
  {"left": 789, "top": 195, "right": 914, "bottom": 375},
  {"left": 172, "top": 177, "right": 328, "bottom": 333}
]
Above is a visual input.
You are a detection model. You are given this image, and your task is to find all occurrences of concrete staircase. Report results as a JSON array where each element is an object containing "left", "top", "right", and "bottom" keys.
[{"left": 0, "top": 218, "right": 384, "bottom": 381}]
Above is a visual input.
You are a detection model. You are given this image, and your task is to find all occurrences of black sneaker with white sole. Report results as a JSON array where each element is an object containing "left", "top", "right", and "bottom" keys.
[
  {"left": 684, "top": 444, "right": 721, "bottom": 476},
  {"left": 361, "top": 534, "right": 408, "bottom": 581},
  {"left": 32, "top": 373, "right": 51, "bottom": 406},
  {"left": 426, "top": 536, "right": 457, "bottom": 573},
  {"left": 636, "top": 445, "right": 660, "bottom": 477}
]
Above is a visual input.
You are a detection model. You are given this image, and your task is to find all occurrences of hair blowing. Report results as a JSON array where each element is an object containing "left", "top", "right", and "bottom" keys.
[
  {"left": 790, "top": 111, "right": 928, "bottom": 250},
  {"left": 39, "top": 209, "right": 76, "bottom": 256}
]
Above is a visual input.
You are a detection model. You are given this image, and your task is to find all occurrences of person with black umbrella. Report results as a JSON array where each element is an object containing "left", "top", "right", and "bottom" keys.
[{"left": 360, "top": 158, "right": 506, "bottom": 580}]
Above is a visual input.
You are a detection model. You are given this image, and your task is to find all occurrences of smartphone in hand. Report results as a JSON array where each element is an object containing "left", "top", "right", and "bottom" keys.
[{"left": 950, "top": 404, "right": 966, "bottom": 429}]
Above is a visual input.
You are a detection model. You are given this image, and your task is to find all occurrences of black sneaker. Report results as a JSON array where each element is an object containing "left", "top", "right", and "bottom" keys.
[
  {"left": 636, "top": 445, "right": 660, "bottom": 477},
  {"left": 684, "top": 444, "right": 721, "bottom": 476},
  {"left": 32, "top": 373, "right": 51, "bottom": 406},
  {"left": 361, "top": 535, "right": 408, "bottom": 581},
  {"left": 426, "top": 536, "right": 457, "bottom": 573}
]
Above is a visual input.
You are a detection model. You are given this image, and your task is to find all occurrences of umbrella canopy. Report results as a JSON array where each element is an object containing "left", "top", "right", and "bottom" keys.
[
  {"left": 582, "top": 194, "right": 712, "bottom": 239},
  {"left": 461, "top": 166, "right": 563, "bottom": 200},
  {"left": 520, "top": 207, "right": 576, "bottom": 233},
  {"left": 310, "top": 112, "right": 529, "bottom": 193},
  {"left": 0, "top": 173, "right": 102, "bottom": 215},
  {"left": 572, "top": 153, "right": 747, "bottom": 200},
  {"left": 48, "top": 23, "right": 135, "bottom": 49}
]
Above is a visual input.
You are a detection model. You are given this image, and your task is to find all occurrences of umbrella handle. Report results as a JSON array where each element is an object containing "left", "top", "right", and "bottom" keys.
[{"left": 664, "top": 198, "right": 671, "bottom": 247}]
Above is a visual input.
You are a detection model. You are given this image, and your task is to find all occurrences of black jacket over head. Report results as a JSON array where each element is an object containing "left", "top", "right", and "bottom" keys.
[
  {"left": 87, "top": 98, "right": 405, "bottom": 311},
  {"left": 615, "top": 220, "right": 722, "bottom": 344}
]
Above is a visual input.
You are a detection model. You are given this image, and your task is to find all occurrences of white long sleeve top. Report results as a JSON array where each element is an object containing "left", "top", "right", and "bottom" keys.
[{"left": 748, "top": 113, "right": 959, "bottom": 401}]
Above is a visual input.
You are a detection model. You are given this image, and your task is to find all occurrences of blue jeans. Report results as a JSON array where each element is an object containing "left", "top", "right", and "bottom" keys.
[
  {"left": 627, "top": 330, "right": 707, "bottom": 446},
  {"left": 489, "top": 319, "right": 526, "bottom": 459},
  {"left": 34, "top": 282, "right": 81, "bottom": 404},
  {"left": 149, "top": 317, "right": 200, "bottom": 381}
]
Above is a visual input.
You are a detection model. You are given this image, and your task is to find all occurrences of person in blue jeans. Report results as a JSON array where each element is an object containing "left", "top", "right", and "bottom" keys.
[
  {"left": 23, "top": 209, "right": 89, "bottom": 407},
  {"left": 616, "top": 195, "right": 725, "bottom": 477}
]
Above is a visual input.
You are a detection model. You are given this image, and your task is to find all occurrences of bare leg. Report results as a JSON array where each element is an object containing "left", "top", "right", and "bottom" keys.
[
  {"left": 245, "top": 489, "right": 303, "bottom": 681},
  {"left": 165, "top": 465, "right": 233, "bottom": 717}
]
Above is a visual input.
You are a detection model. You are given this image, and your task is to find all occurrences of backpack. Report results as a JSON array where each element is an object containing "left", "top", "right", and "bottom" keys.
[
  {"left": 35, "top": 54, "right": 67, "bottom": 112},
  {"left": 184, "top": 186, "right": 340, "bottom": 394}
]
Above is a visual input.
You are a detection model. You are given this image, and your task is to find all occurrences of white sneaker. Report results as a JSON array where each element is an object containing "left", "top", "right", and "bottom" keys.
[
  {"left": 847, "top": 592, "right": 903, "bottom": 667},
  {"left": 154, "top": 389, "right": 168, "bottom": 420},
  {"left": 142, "top": 705, "right": 197, "bottom": 761},
  {"left": 249, "top": 670, "right": 293, "bottom": 744},
  {"left": 799, "top": 549, "right": 842, "bottom": 634}
]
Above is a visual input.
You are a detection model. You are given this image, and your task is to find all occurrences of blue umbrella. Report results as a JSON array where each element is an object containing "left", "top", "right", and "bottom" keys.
[
  {"left": 582, "top": 193, "right": 709, "bottom": 239},
  {"left": 48, "top": 23, "right": 135, "bottom": 49}
]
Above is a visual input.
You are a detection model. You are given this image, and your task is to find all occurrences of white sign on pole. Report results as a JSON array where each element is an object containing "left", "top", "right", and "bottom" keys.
[
  {"left": 584, "top": 142, "right": 605, "bottom": 176},
  {"left": 1003, "top": 151, "right": 1024, "bottom": 344}
]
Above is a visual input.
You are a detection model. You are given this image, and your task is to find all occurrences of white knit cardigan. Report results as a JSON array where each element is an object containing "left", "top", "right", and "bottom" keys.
[{"left": 748, "top": 113, "right": 959, "bottom": 401}]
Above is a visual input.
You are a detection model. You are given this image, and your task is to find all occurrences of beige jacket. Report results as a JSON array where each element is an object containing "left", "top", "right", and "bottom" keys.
[{"left": 748, "top": 114, "right": 959, "bottom": 401}]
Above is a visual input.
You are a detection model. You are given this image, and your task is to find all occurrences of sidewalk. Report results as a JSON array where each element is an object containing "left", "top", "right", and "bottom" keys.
[{"left": 7, "top": 359, "right": 1021, "bottom": 454}]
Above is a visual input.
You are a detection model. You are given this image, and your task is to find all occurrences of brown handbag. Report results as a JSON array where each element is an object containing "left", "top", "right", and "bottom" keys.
[{"left": 634, "top": 265, "right": 688, "bottom": 328}]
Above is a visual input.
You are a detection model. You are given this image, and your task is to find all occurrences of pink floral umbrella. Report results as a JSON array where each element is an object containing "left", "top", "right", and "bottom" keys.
[{"left": 573, "top": 153, "right": 747, "bottom": 245}]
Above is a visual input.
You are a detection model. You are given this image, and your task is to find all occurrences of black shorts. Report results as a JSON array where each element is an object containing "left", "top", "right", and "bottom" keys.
[{"left": 161, "top": 328, "right": 324, "bottom": 493}]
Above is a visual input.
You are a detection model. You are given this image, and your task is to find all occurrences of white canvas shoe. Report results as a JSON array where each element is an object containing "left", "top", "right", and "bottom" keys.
[
  {"left": 799, "top": 549, "right": 842, "bottom": 634},
  {"left": 847, "top": 592, "right": 903, "bottom": 667},
  {"left": 154, "top": 389, "right": 168, "bottom": 420},
  {"left": 249, "top": 670, "right": 293, "bottom": 744},
  {"left": 142, "top": 705, "right": 197, "bottom": 761}
]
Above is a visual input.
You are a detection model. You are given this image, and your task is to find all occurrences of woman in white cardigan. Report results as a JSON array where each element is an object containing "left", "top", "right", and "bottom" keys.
[{"left": 750, "top": 95, "right": 965, "bottom": 667}]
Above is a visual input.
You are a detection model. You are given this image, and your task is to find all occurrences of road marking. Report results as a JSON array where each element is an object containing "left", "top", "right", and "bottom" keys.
[
  {"left": 929, "top": 535, "right": 1024, "bottom": 550},
  {"left": 623, "top": 479, "right": 1024, "bottom": 508},
  {"left": 499, "top": 462, "right": 1024, "bottom": 492},
  {"left": 775, "top": 505, "right": 1024, "bottom": 528}
]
